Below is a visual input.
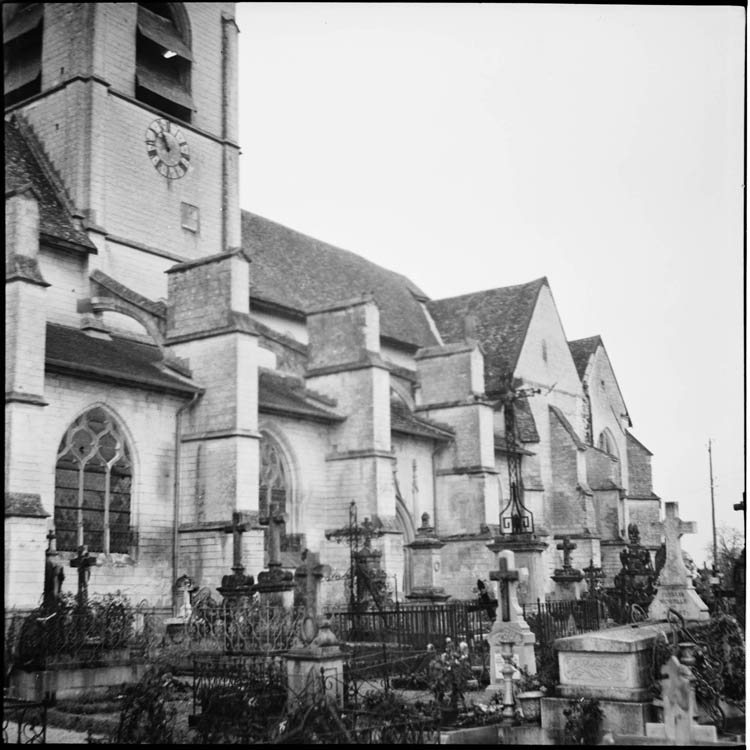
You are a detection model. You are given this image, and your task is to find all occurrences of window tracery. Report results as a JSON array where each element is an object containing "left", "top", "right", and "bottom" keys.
[{"left": 54, "top": 407, "right": 133, "bottom": 554}]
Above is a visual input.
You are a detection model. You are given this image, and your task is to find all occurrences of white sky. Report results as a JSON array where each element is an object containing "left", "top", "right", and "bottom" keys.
[{"left": 235, "top": 3, "right": 746, "bottom": 565}]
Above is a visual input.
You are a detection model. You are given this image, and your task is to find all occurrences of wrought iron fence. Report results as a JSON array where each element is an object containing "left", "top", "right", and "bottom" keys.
[
  {"left": 2, "top": 697, "right": 49, "bottom": 744},
  {"left": 157, "top": 599, "right": 306, "bottom": 661},
  {"left": 7, "top": 594, "right": 154, "bottom": 672},
  {"left": 522, "top": 598, "right": 604, "bottom": 645},
  {"left": 190, "top": 652, "right": 288, "bottom": 742},
  {"left": 329, "top": 600, "right": 489, "bottom": 651}
]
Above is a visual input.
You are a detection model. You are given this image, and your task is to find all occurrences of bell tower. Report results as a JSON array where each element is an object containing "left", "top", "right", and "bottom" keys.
[{"left": 4, "top": 2, "right": 240, "bottom": 298}]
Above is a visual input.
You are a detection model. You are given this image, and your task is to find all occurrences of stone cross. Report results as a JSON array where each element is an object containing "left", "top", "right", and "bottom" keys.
[
  {"left": 648, "top": 501, "right": 708, "bottom": 621},
  {"left": 70, "top": 544, "right": 97, "bottom": 609},
  {"left": 224, "top": 511, "right": 249, "bottom": 575},
  {"left": 557, "top": 537, "right": 577, "bottom": 572},
  {"left": 490, "top": 551, "right": 521, "bottom": 623},
  {"left": 295, "top": 549, "right": 330, "bottom": 619},
  {"left": 658, "top": 502, "right": 697, "bottom": 586},
  {"left": 260, "top": 500, "right": 286, "bottom": 572}
]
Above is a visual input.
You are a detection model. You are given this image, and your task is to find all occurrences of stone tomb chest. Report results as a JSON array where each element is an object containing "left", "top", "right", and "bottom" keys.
[
  {"left": 542, "top": 622, "right": 672, "bottom": 740},
  {"left": 556, "top": 623, "right": 669, "bottom": 702}
]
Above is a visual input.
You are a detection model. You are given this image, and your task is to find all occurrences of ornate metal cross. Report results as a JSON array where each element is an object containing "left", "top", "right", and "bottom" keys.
[
  {"left": 490, "top": 555, "right": 519, "bottom": 622},
  {"left": 70, "top": 544, "right": 97, "bottom": 609}
]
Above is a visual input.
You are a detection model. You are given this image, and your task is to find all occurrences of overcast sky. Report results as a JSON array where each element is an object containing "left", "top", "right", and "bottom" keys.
[{"left": 234, "top": 3, "right": 745, "bottom": 565}]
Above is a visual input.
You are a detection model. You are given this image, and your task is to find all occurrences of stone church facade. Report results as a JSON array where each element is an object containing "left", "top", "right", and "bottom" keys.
[{"left": 5, "top": 2, "right": 661, "bottom": 613}]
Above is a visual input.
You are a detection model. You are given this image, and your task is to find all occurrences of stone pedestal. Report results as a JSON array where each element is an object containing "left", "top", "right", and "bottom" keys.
[
  {"left": 405, "top": 514, "right": 450, "bottom": 602},
  {"left": 485, "top": 549, "right": 537, "bottom": 682},
  {"left": 285, "top": 619, "right": 345, "bottom": 711}
]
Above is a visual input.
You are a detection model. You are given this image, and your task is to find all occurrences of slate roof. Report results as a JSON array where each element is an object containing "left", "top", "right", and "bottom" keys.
[
  {"left": 427, "top": 278, "right": 548, "bottom": 395},
  {"left": 241, "top": 211, "right": 438, "bottom": 350},
  {"left": 568, "top": 335, "right": 603, "bottom": 381},
  {"left": 548, "top": 405, "right": 586, "bottom": 450},
  {"left": 5, "top": 118, "right": 96, "bottom": 252},
  {"left": 258, "top": 369, "right": 344, "bottom": 423},
  {"left": 391, "top": 400, "right": 454, "bottom": 442},
  {"left": 45, "top": 324, "right": 199, "bottom": 396},
  {"left": 514, "top": 397, "right": 540, "bottom": 443}
]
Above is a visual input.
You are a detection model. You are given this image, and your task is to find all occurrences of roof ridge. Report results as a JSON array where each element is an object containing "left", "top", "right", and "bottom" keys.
[
  {"left": 429, "top": 276, "right": 548, "bottom": 306},
  {"left": 241, "top": 208, "right": 430, "bottom": 298}
]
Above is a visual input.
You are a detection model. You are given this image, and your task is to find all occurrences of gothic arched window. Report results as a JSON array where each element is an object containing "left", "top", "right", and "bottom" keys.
[
  {"left": 135, "top": 3, "right": 193, "bottom": 122},
  {"left": 258, "top": 432, "right": 302, "bottom": 555},
  {"left": 54, "top": 407, "right": 133, "bottom": 554},
  {"left": 4, "top": 3, "right": 43, "bottom": 107},
  {"left": 259, "top": 434, "right": 288, "bottom": 519},
  {"left": 597, "top": 429, "right": 617, "bottom": 457}
]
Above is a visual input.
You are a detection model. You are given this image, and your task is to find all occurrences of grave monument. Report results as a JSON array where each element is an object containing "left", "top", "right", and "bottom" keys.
[{"left": 648, "top": 501, "right": 709, "bottom": 622}]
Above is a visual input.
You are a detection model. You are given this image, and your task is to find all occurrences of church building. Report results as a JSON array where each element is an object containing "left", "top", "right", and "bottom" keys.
[{"left": 5, "top": 2, "right": 661, "bottom": 613}]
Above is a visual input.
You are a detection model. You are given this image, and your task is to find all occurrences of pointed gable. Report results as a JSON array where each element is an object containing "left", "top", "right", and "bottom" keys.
[
  {"left": 568, "top": 335, "right": 603, "bottom": 381},
  {"left": 427, "top": 277, "right": 547, "bottom": 395},
  {"left": 5, "top": 118, "right": 96, "bottom": 253},
  {"left": 241, "top": 211, "right": 438, "bottom": 350}
]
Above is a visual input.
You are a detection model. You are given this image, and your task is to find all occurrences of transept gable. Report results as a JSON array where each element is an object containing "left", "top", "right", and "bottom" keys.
[{"left": 427, "top": 277, "right": 547, "bottom": 396}]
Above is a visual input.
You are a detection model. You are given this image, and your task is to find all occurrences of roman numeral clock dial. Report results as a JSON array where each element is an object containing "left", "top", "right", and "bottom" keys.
[{"left": 145, "top": 118, "right": 190, "bottom": 179}]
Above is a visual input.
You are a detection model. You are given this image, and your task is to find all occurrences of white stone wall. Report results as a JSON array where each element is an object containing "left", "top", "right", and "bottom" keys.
[{"left": 38, "top": 373, "right": 186, "bottom": 608}]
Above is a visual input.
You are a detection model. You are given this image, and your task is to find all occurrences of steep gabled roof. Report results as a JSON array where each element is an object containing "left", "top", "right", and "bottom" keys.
[
  {"left": 5, "top": 118, "right": 96, "bottom": 252},
  {"left": 569, "top": 334, "right": 632, "bottom": 426},
  {"left": 390, "top": 399, "right": 454, "bottom": 442},
  {"left": 568, "top": 335, "right": 603, "bottom": 380},
  {"left": 427, "top": 277, "right": 548, "bottom": 394},
  {"left": 241, "top": 211, "right": 438, "bottom": 350},
  {"left": 259, "top": 369, "right": 344, "bottom": 424},
  {"left": 45, "top": 324, "right": 199, "bottom": 396}
]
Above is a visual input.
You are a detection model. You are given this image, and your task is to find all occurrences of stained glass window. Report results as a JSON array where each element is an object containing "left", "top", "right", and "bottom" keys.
[{"left": 54, "top": 407, "right": 132, "bottom": 554}]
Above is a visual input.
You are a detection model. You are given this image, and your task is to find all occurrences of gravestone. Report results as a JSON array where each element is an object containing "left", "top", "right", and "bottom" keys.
[
  {"left": 294, "top": 549, "right": 330, "bottom": 618},
  {"left": 485, "top": 549, "right": 536, "bottom": 684},
  {"left": 70, "top": 545, "right": 97, "bottom": 609},
  {"left": 551, "top": 536, "right": 584, "bottom": 600},
  {"left": 43, "top": 529, "right": 65, "bottom": 613},
  {"left": 217, "top": 511, "right": 255, "bottom": 602},
  {"left": 645, "top": 655, "right": 718, "bottom": 744},
  {"left": 648, "top": 502, "right": 709, "bottom": 622},
  {"left": 256, "top": 501, "right": 295, "bottom": 607}
]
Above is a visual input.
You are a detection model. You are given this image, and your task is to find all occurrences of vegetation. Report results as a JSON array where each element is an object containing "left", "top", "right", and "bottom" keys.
[
  {"left": 563, "top": 697, "right": 603, "bottom": 745},
  {"left": 705, "top": 525, "right": 744, "bottom": 585}
]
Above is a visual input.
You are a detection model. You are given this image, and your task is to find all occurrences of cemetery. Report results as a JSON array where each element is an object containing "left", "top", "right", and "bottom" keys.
[{"left": 3, "top": 499, "right": 745, "bottom": 745}]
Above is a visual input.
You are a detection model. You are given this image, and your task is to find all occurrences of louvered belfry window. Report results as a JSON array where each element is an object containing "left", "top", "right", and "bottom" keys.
[
  {"left": 135, "top": 3, "right": 193, "bottom": 122},
  {"left": 54, "top": 407, "right": 133, "bottom": 554},
  {"left": 3, "top": 3, "right": 43, "bottom": 106}
]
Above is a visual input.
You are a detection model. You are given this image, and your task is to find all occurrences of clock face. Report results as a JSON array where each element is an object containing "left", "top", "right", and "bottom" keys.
[{"left": 145, "top": 118, "right": 190, "bottom": 179}]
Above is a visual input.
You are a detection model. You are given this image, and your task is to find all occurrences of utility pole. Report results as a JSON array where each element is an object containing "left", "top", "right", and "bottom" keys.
[{"left": 708, "top": 439, "right": 717, "bottom": 569}]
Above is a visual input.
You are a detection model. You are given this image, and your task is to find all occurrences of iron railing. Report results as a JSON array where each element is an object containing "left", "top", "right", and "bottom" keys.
[
  {"left": 2, "top": 696, "right": 49, "bottom": 744},
  {"left": 522, "top": 598, "right": 604, "bottom": 645},
  {"left": 329, "top": 600, "right": 490, "bottom": 650}
]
